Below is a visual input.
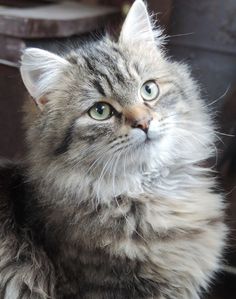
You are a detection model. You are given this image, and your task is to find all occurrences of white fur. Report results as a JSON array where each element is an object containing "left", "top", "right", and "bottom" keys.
[
  {"left": 119, "top": 0, "right": 163, "bottom": 46},
  {"left": 20, "top": 48, "right": 70, "bottom": 109}
]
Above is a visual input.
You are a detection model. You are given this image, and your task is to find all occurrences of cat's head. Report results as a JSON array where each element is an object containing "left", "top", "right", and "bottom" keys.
[{"left": 20, "top": 0, "right": 213, "bottom": 200}]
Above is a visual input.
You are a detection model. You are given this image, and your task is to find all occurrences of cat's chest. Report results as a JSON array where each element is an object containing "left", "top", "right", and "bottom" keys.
[
  {"left": 50, "top": 192, "right": 211, "bottom": 299},
  {"left": 55, "top": 244, "right": 161, "bottom": 299},
  {"left": 54, "top": 195, "right": 176, "bottom": 274},
  {"left": 57, "top": 193, "right": 181, "bottom": 260}
]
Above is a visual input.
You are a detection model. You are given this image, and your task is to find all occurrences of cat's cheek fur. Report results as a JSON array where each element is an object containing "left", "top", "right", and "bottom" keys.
[{"left": 129, "top": 128, "right": 147, "bottom": 143}]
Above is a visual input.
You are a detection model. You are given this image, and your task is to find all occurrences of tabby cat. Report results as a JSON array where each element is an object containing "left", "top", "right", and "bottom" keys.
[{"left": 0, "top": 1, "right": 226, "bottom": 298}]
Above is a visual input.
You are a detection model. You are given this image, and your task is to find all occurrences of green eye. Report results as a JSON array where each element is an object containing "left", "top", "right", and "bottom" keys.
[
  {"left": 88, "top": 102, "right": 114, "bottom": 121},
  {"left": 140, "top": 80, "right": 159, "bottom": 101}
]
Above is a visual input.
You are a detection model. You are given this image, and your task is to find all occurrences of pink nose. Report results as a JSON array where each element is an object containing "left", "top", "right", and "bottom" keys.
[
  {"left": 131, "top": 117, "right": 152, "bottom": 134},
  {"left": 123, "top": 104, "right": 153, "bottom": 134}
]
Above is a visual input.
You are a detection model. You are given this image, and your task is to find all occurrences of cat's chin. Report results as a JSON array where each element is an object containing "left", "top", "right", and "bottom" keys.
[
  {"left": 137, "top": 134, "right": 161, "bottom": 150},
  {"left": 130, "top": 128, "right": 160, "bottom": 147},
  {"left": 144, "top": 137, "right": 152, "bottom": 144}
]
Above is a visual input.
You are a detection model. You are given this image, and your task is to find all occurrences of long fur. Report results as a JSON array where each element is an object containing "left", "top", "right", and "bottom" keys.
[{"left": 0, "top": 1, "right": 226, "bottom": 298}]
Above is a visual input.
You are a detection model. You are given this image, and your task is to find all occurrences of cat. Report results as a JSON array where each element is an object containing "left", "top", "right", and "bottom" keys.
[{"left": 0, "top": 0, "right": 226, "bottom": 298}]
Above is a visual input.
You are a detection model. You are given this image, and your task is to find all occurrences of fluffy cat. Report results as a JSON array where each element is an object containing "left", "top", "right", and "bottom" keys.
[{"left": 0, "top": 1, "right": 226, "bottom": 298}]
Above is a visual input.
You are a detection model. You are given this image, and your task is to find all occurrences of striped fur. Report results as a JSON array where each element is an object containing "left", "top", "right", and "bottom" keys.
[{"left": 0, "top": 1, "right": 226, "bottom": 298}]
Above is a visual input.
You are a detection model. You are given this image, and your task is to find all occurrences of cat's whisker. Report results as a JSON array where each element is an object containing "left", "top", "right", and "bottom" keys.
[
  {"left": 202, "top": 84, "right": 231, "bottom": 109},
  {"left": 68, "top": 141, "right": 117, "bottom": 172},
  {"left": 214, "top": 131, "right": 235, "bottom": 137},
  {"left": 111, "top": 148, "right": 124, "bottom": 197},
  {"left": 164, "top": 119, "right": 231, "bottom": 135},
  {"left": 122, "top": 146, "right": 129, "bottom": 190},
  {"left": 168, "top": 32, "right": 195, "bottom": 38},
  {"left": 173, "top": 126, "right": 214, "bottom": 148},
  {"left": 98, "top": 144, "right": 125, "bottom": 197},
  {"left": 162, "top": 119, "right": 231, "bottom": 146},
  {"left": 174, "top": 127, "right": 219, "bottom": 168},
  {"left": 96, "top": 152, "right": 115, "bottom": 200},
  {"left": 213, "top": 134, "right": 225, "bottom": 146},
  {"left": 159, "top": 120, "right": 212, "bottom": 131},
  {"left": 84, "top": 150, "right": 110, "bottom": 176}
]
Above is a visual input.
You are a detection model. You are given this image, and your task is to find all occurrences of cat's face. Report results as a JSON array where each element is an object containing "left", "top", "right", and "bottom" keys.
[
  {"left": 20, "top": 0, "right": 213, "bottom": 198},
  {"left": 51, "top": 41, "right": 179, "bottom": 170}
]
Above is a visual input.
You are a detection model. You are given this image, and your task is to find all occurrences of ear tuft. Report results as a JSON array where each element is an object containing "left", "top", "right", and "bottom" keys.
[
  {"left": 20, "top": 48, "right": 69, "bottom": 110},
  {"left": 119, "top": 0, "right": 163, "bottom": 47}
]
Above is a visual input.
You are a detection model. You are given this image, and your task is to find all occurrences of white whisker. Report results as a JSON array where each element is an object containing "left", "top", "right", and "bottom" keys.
[{"left": 203, "top": 84, "right": 231, "bottom": 109}]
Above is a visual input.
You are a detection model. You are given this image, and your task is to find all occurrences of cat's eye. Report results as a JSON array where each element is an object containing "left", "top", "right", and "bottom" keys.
[
  {"left": 140, "top": 81, "right": 159, "bottom": 101},
  {"left": 88, "top": 102, "right": 114, "bottom": 121}
]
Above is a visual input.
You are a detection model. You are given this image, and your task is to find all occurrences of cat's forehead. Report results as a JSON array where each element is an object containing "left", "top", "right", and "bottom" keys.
[
  {"left": 67, "top": 40, "right": 158, "bottom": 105},
  {"left": 75, "top": 42, "right": 136, "bottom": 83}
]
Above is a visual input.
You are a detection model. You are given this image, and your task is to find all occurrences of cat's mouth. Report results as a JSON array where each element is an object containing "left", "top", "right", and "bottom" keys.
[
  {"left": 144, "top": 136, "right": 152, "bottom": 144},
  {"left": 134, "top": 135, "right": 154, "bottom": 150},
  {"left": 134, "top": 130, "right": 158, "bottom": 149}
]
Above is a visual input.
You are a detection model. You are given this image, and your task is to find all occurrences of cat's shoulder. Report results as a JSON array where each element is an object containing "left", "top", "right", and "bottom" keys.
[
  {"left": 0, "top": 159, "right": 25, "bottom": 196},
  {"left": 0, "top": 159, "right": 28, "bottom": 224}
]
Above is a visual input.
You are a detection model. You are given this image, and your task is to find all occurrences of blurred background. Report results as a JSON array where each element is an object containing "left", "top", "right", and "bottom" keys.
[{"left": 0, "top": 1, "right": 235, "bottom": 298}]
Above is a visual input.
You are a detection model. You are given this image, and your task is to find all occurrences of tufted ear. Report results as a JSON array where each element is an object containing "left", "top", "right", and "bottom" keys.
[
  {"left": 20, "top": 48, "right": 70, "bottom": 110},
  {"left": 119, "top": 0, "right": 163, "bottom": 47}
]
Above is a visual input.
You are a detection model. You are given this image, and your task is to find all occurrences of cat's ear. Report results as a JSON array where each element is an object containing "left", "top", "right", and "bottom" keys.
[
  {"left": 20, "top": 48, "right": 70, "bottom": 110},
  {"left": 119, "top": 0, "right": 162, "bottom": 47}
]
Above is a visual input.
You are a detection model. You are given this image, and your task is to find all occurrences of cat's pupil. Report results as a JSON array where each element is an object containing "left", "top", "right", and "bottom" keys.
[
  {"left": 96, "top": 103, "right": 104, "bottom": 115},
  {"left": 145, "top": 85, "right": 152, "bottom": 94}
]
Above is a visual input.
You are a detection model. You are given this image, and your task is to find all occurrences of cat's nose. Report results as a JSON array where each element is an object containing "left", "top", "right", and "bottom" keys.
[
  {"left": 124, "top": 104, "right": 153, "bottom": 134},
  {"left": 131, "top": 117, "right": 152, "bottom": 134}
]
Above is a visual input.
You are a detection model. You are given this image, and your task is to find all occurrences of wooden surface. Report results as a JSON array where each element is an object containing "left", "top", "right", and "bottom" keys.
[
  {"left": 0, "top": 0, "right": 52, "bottom": 7},
  {"left": 0, "top": 36, "right": 25, "bottom": 66},
  {"left": 0, "top": 1, "right": 119, "bottom": 38}
]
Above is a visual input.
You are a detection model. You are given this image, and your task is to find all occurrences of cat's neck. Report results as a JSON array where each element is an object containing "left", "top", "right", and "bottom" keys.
[
  {"left": 29, "top": 159, "right": 212, "bottom": 228},
  {"left": 28, "top": 155, "right": 212, "bottom": 211}
]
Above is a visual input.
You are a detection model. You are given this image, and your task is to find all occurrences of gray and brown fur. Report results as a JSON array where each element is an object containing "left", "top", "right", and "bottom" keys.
[{"left": 0, "top": 1, "right": 226, "bottom": 298}]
